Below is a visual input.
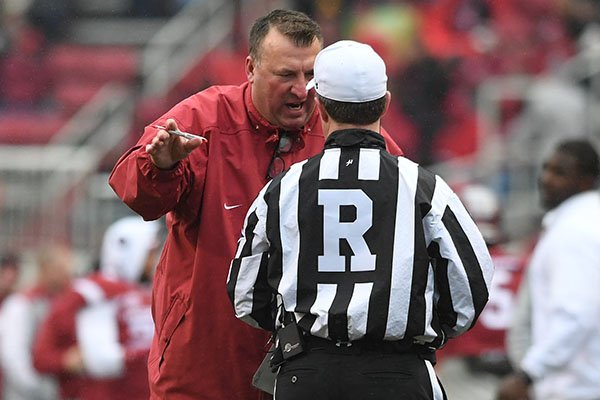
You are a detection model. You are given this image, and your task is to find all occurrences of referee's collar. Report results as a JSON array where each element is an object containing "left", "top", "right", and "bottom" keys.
[{"left": 324, "top": 129, "right": 386, "bottom": 149}]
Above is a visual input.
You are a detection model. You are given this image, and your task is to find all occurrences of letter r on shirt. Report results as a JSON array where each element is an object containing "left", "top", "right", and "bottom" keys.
[{"left": 318, "top": 189, "right": 376, "bottom": 273}]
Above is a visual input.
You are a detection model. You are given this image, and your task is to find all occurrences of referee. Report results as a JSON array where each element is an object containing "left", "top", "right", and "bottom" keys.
[{"left": 227, "top": 40, "right": 494, "bottom": 400}]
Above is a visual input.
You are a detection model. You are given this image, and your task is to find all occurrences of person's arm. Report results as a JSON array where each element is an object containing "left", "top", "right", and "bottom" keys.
[
  {"left": 506, "top": 273, "right": 532, "bottom": 368},
  {"left": 519, "top": 228, "right": 600, "bottom": 380},
  {"left": 0, "top": 294, "right": 53, "bottom": 397},
  {"left": 227, "top": 183, "right": 275, "bottom": 331},
  {"left": 427, "top": 176, "right": 494, "bottom": 338},
  {"left": 108, "top": 117, "right": 207, "bottom": 221},
  {"left": 496, "top": 274, "right": 534, "bottom": 400},
  {"left": 32, "top": 291, "right": 86, "bottom": 375},
  {"left": 76, "top": 301, "right": 124, "bottom": 378}
]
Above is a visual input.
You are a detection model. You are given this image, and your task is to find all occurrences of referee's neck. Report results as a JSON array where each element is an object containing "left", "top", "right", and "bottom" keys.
[{"left": 324, "top": 120, "right": 381, "bottom": 139}]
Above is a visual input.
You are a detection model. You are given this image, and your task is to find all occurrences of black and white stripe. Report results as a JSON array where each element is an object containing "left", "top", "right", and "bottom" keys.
[{"left": 228, "top": 136, "right": 493, "bottom": 348}]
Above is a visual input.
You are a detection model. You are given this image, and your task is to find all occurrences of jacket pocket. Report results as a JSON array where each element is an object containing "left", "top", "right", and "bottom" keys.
[{"left": 149, "top": 295, "right": 187, "bottom": 383}]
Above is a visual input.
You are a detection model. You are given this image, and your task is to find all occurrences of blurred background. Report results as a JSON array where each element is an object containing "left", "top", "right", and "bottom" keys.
[{"left": 0, "top": 0, "right": 599, "bottom": 288}]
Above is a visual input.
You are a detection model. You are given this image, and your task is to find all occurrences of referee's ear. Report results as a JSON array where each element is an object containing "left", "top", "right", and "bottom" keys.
[
  {"left": 316, "top": 97, "right": 329, "bottom": 124},
  {"left": 382, "top": 91, "right": 392, "bottom": 117}
]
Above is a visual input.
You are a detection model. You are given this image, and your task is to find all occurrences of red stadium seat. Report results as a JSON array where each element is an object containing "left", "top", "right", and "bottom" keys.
[
  {"left": 172, "top": 49, "right": 246, "bottom": 99},
  {"left": 46, "top": 44, "right": 139, "bottom": 84},
  {"left": 43, "top": 44, "right": 139, "bottom": 116},
  {"left": 0, "top": 110, "right": 67, "bottom": 144},
  {"left": 52, "top": 80, "right": 105, "bottom": 116}
]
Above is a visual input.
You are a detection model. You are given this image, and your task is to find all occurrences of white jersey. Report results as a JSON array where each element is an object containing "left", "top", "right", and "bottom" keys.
[{"left": 0, "top": 291, "right": 58, "bottom": 400}]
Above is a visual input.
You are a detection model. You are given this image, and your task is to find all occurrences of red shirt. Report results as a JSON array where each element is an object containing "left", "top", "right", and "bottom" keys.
[{"left": 109, "top": 82, "right": 402, "bottom": 399}]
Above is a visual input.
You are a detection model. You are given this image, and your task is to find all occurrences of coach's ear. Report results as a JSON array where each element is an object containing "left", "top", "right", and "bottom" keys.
[{"left": 245, "top": 56, "right": 255, "bottom": 83}]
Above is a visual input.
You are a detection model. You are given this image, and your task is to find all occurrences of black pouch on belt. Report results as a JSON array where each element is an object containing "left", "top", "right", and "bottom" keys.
[{"left": 278, "top": 320, "right": 305, "bottom": 360}]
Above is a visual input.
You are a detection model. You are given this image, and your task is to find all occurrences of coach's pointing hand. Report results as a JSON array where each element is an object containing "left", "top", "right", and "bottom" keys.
[{"left": 146, "top": 118, "right": 205, "bottom": 170}]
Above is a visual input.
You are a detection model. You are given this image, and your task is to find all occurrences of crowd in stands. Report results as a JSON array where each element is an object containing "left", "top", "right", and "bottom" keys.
[
  {"left": 1, "top": 0, "right": 598, "bottom": 164},
  {"left": 291, "top": 0, "right": 599, "bottom": 166},
  {"left": 117, "top": 0, "right": 600, "bottom": 169},
  {"left": 0, "top": 0, "right": 187, "bottom": 144}
]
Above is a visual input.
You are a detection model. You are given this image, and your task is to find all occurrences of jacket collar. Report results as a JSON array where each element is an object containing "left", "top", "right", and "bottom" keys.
[
  {"left": 324, "top": 129, "right": 386, "bottom": 150},
  {"left": 542, "top": 190, "right": 599, "bottom": 229}
]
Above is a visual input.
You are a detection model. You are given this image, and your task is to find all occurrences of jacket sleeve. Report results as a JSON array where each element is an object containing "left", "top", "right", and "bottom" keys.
[
  {"left": 76, "top": 301, "right": 124, "bottom": 378},
  {"left": 226, "top": 183, "right": 275, "bottom": 331},
  {"left": 426, "top": 176, "right": 494, "bottom": 338},
  {"left": 108, "top": 146, "right": 206, "bottom": 222},
  {"left": 32, "top": 291, "right": 85, "bottom": 374},
  {"left": 108, "top": 108, "right": 208, "bottom": 221},
  {"left": 506, "top": 274, "right": 532, "bottom": 367},
  {"left": 519, "top": 225, "right": 600, "bottom": 380}
]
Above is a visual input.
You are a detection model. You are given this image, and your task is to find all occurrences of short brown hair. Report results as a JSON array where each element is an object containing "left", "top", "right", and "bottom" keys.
[
  {"left": 249, "top": 9, "right": 322, "bottom": 63},
  {"left": 317, "top": 94, "right": 387, "bottom": 125}
]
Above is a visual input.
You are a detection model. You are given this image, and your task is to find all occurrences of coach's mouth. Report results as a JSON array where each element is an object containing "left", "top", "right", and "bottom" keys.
[{"left": 287, "top": 102, "right": 303, "bottom": 111}]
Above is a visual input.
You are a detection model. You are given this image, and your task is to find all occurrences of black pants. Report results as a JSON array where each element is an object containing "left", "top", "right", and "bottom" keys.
[{"left": 274, "top": 343, "right": 447, "bottom": 400}]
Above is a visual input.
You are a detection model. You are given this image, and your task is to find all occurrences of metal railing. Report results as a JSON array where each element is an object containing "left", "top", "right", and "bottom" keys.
[
  {"left": 0, "top": 0, "right": 240, "bottom": 257},
  {"left": 0, "top": 84, "right": 134, "bottom": 254},
  {"left": 141, "top": 0, "right": 236, "bottom": 97}
]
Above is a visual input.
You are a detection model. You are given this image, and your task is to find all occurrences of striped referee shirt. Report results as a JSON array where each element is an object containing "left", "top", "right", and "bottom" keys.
[{"left": 227, "top": 129, "right": 493, "bottom": 348}]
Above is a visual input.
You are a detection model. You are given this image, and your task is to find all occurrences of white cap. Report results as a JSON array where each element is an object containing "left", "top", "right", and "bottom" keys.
[
  {"left": 100, "top": 216, "right": 160, "bottom": 283},
  {"left": 306, "top": 40, "right": 387, "bottom": 103}
]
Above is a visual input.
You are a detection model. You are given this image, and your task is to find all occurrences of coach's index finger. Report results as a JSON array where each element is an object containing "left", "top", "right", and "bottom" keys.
[{"left": 165, "top": 118, "right": 178, "bottom": 132}]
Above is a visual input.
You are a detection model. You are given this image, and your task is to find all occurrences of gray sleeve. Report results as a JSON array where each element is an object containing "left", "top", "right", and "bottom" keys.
[{"left": 506, "top": 274, "right": 532, "bottom": 368}]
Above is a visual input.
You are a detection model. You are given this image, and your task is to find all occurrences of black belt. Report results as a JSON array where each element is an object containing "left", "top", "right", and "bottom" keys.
[{"left": 302, "top": 335, "right": 436, "bottom": 363}]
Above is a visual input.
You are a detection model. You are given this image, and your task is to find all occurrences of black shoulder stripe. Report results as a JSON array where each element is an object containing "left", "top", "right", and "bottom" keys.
[
  {"left": 441, "top": 207, "right": 489, "bottom": 321},
  {"left": 416, "top": 167, "right": 436, "bottom": 218},
  {"left": 239, "top": 210, "right": 260, "bottom": 257},
  {"left": 427, "top": 241, "right": 457, "bottom": 328},
  {"left": 250, "top": 252, "right": 276, "bottom": 331}
]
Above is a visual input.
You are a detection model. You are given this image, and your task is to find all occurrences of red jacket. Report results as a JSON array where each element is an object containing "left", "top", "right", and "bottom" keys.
[{"left": 109, "top": 82, "right": 402, "bottom": 399}]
